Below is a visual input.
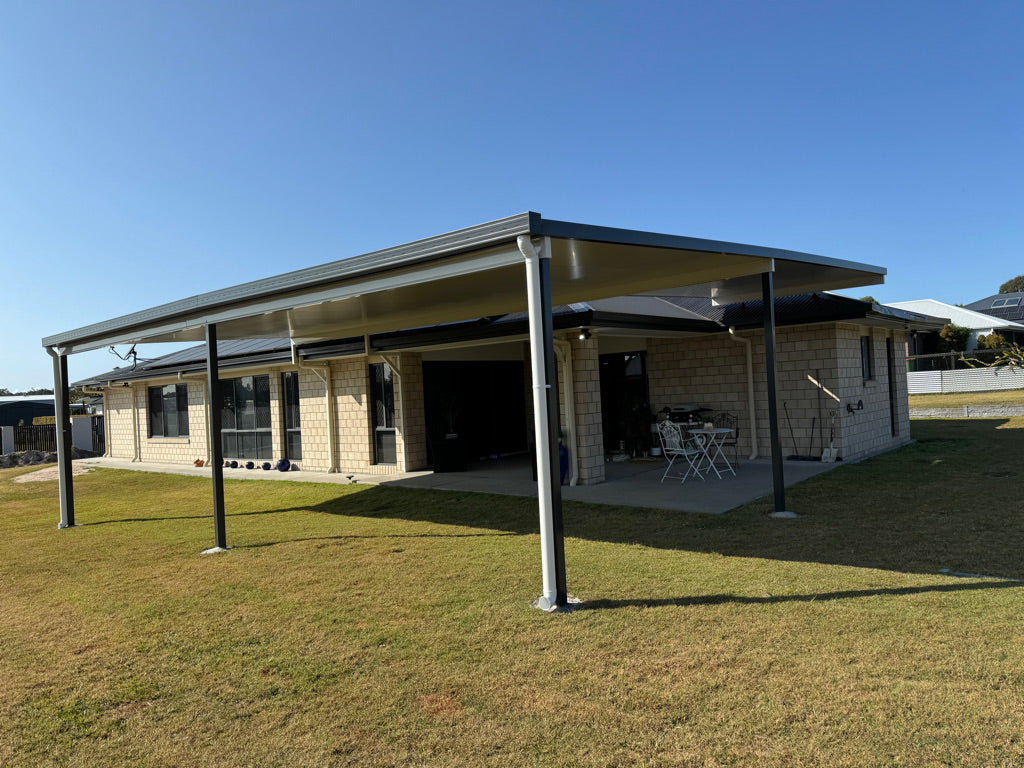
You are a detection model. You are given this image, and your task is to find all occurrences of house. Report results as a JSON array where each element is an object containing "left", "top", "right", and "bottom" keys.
[
  {"left": 887, "top": 299, "right": 1024, "bottom": 358},
  {"left": 964, "top": 291, "right": 1024, "bottom": 328},
  {"left": 75, "top": 292, "right": 941, "bottom": 484},
  {"left": 0, "top": 396, "right": 56, "bottom": 427},
  {"left": 43, "top": 212, "right": 932, "bottom": 609}
]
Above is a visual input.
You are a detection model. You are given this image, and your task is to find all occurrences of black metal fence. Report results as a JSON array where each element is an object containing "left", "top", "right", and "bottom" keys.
[{"left": 14, "top": 425, "right": 57, "bottom": 452}]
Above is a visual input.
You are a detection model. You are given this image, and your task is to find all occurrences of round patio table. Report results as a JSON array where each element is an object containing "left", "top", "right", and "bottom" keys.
[{"left": 687, "top": 427, "right": 736, "bottom": 479}]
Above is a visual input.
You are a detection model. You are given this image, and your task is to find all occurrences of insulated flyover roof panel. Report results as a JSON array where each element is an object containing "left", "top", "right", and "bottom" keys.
[{"left": 42, "top": 212, "right": 886, "bottom": 354}]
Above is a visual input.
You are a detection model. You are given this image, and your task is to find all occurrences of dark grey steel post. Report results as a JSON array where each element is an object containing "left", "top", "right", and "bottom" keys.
[
  {"left": 761, "top": 271, "right": 787, "bottom": 513},
  {"left": 52, "top": 351, "right": 75, "bottom": 528},
  {"left": 539, "top": 256, "right": 568, "bottom": 607},
  {"left": 206, "top": 324, "right": 227, "bottom": 549}
]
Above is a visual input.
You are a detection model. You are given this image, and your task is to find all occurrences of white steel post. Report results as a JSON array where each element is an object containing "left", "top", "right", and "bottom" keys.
[{"left": 518, "top": 235, "right": 568, "bottom": 610}]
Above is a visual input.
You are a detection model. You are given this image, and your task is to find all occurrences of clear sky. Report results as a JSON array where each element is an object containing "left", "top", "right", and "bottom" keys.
[{"left": 2, "top": 0, "right": 1021, "bottom": 390}]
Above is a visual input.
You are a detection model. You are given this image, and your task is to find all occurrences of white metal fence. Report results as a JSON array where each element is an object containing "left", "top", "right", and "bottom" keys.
[{"left": 907, "top": 366, "right": 1024, "bottom": 394}]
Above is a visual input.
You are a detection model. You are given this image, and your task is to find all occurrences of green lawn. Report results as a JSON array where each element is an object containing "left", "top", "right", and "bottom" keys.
[
  {"left": 3, "top": 419, "right": 1024, "bottom": 766},
  {"left": 909, "top": 388, "right": 1024, "bottom": 409}
]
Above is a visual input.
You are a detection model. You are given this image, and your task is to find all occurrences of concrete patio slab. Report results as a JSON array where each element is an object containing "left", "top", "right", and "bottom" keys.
[{"left": 75, "top": 453, "right": 840, "bottom": 515}]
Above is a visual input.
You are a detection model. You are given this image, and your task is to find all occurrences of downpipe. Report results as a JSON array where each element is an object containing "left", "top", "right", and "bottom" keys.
[
  {"left": 728, "top": 327, "right": 759, "bottom": 460},
  {"left": 552, "top": 338, "right": 579, "bottom": 486}
]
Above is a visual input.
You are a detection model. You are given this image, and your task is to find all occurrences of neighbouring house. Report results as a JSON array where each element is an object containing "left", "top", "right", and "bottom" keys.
[
  {"left": 75, "top": 292, "right": 942, "bottom": 481},
  {"left": 887, "top": 299, "right": 1024, "bottom": 358},
  {"left": 0, "top": 396, "right": 56, "bottom": 427},
  {"left": 964, "top": 291, "right": 1024, "bottom": 327}
]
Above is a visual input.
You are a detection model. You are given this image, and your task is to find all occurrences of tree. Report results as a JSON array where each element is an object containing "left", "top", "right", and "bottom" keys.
[
  {"left": 938, "top": 323, "right": 971, "bottom": 352},
  {"left": 858, "top": 295, "right": 878, "bottom": 304},
  {"left": 999, "top": 275, "right": 1024, "bottom": 294},
  {"left": 976, "top": 333, "right": 1006, "bottom": 350},
  {"left": 963, "top": 342, "right": 1024, "bottom": 369}
]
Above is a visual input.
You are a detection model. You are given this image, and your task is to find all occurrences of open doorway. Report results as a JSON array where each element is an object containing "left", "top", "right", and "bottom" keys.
[
  {"left": 422, "top": 360, "right": 528, "bottom": 470},
  {"left": 599, "top": 351, "right": 651, "bottom": 457}
]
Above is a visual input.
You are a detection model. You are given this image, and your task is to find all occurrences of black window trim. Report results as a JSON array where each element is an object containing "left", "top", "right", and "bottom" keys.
[{"left": 147, "top": 383, "right": 190, "bottom": 438}]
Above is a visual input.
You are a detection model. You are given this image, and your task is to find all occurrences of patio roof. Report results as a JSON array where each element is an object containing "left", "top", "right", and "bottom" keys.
[{"left": 43, "top": 213, "right": 885, "bottom": 355}]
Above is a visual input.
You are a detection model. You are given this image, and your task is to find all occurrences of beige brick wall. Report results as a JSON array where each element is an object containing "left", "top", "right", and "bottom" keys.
[
  {"left": 105, "top": 380, "right": 209, "bottom": 465},
  {"left": 104, "top": 385, "right": 137, "bottom": 460},
  {"left": 569, "top": 335, "right": 604, "bottom": 484},
  {"left": 295, "top": 366, "right": 331, "bottom": 472},
  {"left": 834, "top": 325, "right": 911, "bottom": 461},
  {"left": 333, "top": 358, "right": 376, "bottom": 474},
  {"left": 647, "top": 323, "right": 911, "bottom": 464},
  {"left": 397, "top": 353, "right": 428, "bottom": 471}
]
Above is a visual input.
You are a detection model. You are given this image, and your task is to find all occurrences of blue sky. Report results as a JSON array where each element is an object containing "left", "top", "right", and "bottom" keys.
[{"left": 2, "top": 0, "right": 1021, "bottom": 389}]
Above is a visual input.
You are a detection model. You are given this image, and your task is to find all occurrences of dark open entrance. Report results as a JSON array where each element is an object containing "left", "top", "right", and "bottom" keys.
[
  {"left": 422, "top": 360, "right": 528, "bottom": 471},
  {"left": 599, "top": 351, "right": 651, "bottom": 456}
]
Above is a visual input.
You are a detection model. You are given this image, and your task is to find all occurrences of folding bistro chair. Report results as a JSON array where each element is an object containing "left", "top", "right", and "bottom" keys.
[{"left": 656, "top": 421, "right": 705, "bottom": 484}]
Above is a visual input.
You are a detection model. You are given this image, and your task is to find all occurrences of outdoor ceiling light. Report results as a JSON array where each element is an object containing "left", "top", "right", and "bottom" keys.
[{"left": 579, "top": 328, "right": 591, "bottom": 340}]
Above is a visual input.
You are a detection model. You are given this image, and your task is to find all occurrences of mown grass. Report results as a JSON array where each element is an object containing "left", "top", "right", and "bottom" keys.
[
  {"left": 909, "top": 388, "right": 1024, "bottom": 409},
  {"left": 3, "top": 419, "right": 1024, "bottom": 766}
]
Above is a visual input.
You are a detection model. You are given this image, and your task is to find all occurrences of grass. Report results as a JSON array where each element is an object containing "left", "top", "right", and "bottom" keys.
[
  {"left": 908, "top": 388, "right": 1024, "bottom": 409},
  {"left": 3, "top": 418, "right": 1024, "bottom": 766}
]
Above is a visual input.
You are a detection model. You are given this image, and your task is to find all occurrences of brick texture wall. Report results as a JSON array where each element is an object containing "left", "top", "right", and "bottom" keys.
[
  {"left": 647, "top": 323, "right": 911, "bottom": 464},
  {"left": 104, "top": 385, "right": 137, "bottom": 460},
  {"left": 569, "top": 335, "right": 604, "bottom": 484},
  {"left": 397, "top": 353, "right": 428, "bottom": 471}
]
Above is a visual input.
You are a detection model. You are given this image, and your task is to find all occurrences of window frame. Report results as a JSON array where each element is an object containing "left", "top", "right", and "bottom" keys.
[
  {"left": 281, "top": 371, "right": 302, "bottom": 461},
  {"left": 147, "top": 383, "right": 190, "bottom": 438},
  {"left": 860, "top": 335, "right": 874, "bottom": 383},
  {"left": 220, "top": 374, "right": 273, "bottom": 460},
  {"left": 370, "top": 362, "right": 397, "bottom": 465}
]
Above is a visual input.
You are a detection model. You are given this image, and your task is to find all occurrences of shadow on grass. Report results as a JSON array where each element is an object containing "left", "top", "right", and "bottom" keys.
[
  {"left": 243, "top": 419, "right": 1024, "bottom": 580},
  {"left": 235, "top": 531, "right": 521, "bottom": 549},
  {"left": 579, "top": 578, "right": 1023, "bottom": 610},
  {"left": 80, "top": 507, "right": 305, "bottom": 526}
]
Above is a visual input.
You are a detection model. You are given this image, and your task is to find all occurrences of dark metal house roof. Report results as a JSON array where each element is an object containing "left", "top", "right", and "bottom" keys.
[{"left": 965, "top": 292, "right": 1024, "bottom": 323}]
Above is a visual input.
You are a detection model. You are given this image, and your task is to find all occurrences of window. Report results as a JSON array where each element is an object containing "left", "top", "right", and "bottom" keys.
[
  {"left": 992, "top": 297, "right": 1021, "bottom": 308},
  {"left": 148, "top": 384, "right": 189, "bottom": 437},
  {"left": 370, "top": 363, "right": 396, "bottom": 464},
  {"left": 861, "top": 335, "right": 873, "bottom": 382},
  {"left": 221, "top": 375, "right": 272, "bottom": 460},
  {"left": 282, "top": 371, "right": 302, "bottom": 460}
]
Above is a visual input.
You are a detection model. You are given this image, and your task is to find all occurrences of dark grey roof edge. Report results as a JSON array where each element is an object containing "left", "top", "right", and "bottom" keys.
[
  {"left": 536, "top": 218, "right": 887, "bottom": 276},
  {"left": 44, "top": 212, "right": 539, "bottom": 349}
]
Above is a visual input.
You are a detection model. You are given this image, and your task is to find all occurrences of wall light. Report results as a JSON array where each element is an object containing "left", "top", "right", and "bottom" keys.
[{"left": 578, "top": 328, "right": 591, "bottom": 340}]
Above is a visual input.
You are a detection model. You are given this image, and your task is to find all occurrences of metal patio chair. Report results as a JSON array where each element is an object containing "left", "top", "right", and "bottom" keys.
[{"left": 656, "top": 420, "right": 705, "bottom": 484}]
